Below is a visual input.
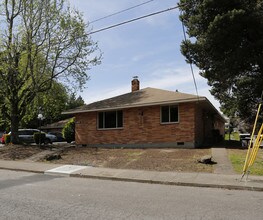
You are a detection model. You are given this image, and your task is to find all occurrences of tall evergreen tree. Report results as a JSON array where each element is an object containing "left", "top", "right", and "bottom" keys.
[
  {"left": 66, "top": 93, "right": 85, "bottom": 110},
  {"left": 179, "top": 0, "right": 263, "bottom": 124}
]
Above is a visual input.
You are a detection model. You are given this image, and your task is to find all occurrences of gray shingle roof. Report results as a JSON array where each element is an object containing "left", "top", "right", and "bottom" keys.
[{"left": 63, "top": 87, "right": 206, "bottom": 114}]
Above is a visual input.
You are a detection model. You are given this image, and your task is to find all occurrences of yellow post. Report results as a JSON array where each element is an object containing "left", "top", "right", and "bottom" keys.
[
  {"left": 247, "top": 124, "right": 263, "bottom": 168},
  {"left": 242, "top": 103, "right": 261, "bottom": 174}
]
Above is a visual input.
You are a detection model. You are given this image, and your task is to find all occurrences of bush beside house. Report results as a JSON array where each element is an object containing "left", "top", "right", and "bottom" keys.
[{"left": 62, "top": 118, "right": 75, "bottom": 143}]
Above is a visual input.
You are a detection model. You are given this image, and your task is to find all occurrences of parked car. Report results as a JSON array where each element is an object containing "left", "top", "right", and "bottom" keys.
[
  {"left": 1, "top": 132, "right": 8, "bottom": 144},
  {"left": 48, "top": 132, "right": 65, "bottom": 142},
  {"left": 8, "top": 129, "right": 57, "bottom": 144},
  {"left": 240, "top": 133, "right": 263, "bottom": 148},
  {"left": 1, "top": 134, "right": 5, "bottom": 144}
]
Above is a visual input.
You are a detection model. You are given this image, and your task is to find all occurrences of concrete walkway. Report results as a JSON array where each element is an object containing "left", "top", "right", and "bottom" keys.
[
  {"left": 211, "top": 148, "right": 235, "bottom": 175},
  {"left": 0, "top": 159, "right": 262, "bottom": 192},
  {"left": 25, "top": 147, "right": 65, "bottom": 162}
]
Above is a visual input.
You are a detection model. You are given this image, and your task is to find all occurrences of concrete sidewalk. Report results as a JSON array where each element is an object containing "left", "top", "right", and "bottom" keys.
[
  {"left": 211, "top": 148, "right": 235, "bottom": 174},
  {"left": 0, "top": 159, "right": 262, "bottom": 192}
]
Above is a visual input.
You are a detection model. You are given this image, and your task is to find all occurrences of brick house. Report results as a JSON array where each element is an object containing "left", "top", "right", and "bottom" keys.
[{"left": 64, "top": 79, "right": 225, "bottom": 148}]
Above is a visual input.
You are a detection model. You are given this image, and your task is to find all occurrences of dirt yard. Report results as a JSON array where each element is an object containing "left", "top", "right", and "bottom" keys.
[
  {"left": 0, "top": 144, "right": 43, "bottom": 160},
  {"left": 0, "top": 144, "right": 213, "bottom": 172},
  {"left": 47, "top": 146, "right": 213, "bottom": 173}
]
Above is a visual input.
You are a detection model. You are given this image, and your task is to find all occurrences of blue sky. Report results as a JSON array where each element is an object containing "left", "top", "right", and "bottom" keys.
[{"left": 68, "top": 0, "right": 221, "bottom": 111}]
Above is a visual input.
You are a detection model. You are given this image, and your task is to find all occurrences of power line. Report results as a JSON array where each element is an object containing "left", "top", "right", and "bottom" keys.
[
  {"left": 181, "top": 18, "right": 199, "bottom": 98},
  {"left": 89, "top": 4, "right": 183, "bottom": 35},
  {"left": 90, "top": 0, "right": 155, "bottom": 24}
]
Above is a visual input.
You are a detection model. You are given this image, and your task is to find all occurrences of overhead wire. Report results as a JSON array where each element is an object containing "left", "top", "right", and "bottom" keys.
[
  {"left": 87, "top": 3, "right": 198, "bottom": 97},
  {"left": 88, "top": 3, "right": 198, "bottom": 98},
  {"left": 181, "top": 15, "right": 199, "bottom": 98},
  {"left": 89, "top": 4, "right": 184, "bottom": 35},
  {"left": 88, "top": 0, "right": 199, "bottom": 99},
  {"left": 90, "top": 0, "right": 155, "bottom": 24}
]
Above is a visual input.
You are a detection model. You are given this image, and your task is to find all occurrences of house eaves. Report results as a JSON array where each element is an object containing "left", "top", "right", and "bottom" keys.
[
  {"left": 63, "top": 97, "right": 207, "bottom": 115},
  {"left": 202, "top": 98, "right": 226, "bottom": 122},
  {"left": 62, "top": 87, "right": 227, "bottom": 119}
]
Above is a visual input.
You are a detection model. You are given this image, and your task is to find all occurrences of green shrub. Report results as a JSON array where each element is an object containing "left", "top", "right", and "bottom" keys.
[
  {"left": 4, "top": 134, "right": 11, "bottom": 144},
  {"left": 34, "top": 132, "right": 46, "bottom": 144},
  {"left": 62, "top": 118, "right": 75, "bottom": 143}
]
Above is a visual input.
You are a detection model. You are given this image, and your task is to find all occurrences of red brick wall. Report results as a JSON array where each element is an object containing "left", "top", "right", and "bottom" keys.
[{"left": 75, "top": 103, "right": 196, "bottom": 145}]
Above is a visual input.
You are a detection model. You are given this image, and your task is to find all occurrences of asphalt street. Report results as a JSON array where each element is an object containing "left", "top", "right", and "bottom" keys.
[{"left": 0, "top": 170, "right": 262, "bottom": 220}]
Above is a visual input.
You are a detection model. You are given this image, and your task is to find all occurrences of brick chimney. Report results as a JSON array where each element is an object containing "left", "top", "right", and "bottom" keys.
[{"left": 131, "top": 76, "right": 140, "bottom": 92}]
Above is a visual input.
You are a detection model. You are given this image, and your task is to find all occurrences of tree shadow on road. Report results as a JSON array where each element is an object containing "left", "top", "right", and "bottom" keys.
[{"left": 0, "top": 171, "right": 63, "bottom": 191}]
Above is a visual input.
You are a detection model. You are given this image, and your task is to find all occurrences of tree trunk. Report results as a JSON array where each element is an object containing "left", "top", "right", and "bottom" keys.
[{"left": 10, "top": 103, "right": 20, "bottom": 144}]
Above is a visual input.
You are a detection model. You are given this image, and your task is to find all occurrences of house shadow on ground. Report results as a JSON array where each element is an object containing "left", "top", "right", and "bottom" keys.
[{"left": 210, "top": 140, "right": 245, "bottom": 149}]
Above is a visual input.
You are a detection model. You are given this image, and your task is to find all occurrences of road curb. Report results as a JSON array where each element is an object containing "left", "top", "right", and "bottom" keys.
[
  {"left": 0, "top": 166, "right": 44, "bottom": 174},
  {"left": 69, "top": 173, "right": 263, "bottom": 192},
  {"left": 1, "top": 166, "right": 262, "bottom": 192}
]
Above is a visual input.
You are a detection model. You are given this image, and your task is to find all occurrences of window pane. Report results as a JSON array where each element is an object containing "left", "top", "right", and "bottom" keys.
[
  {"left": 105, "top": 111, "right": 116, "bottom": 128},
  {"left": 117, "top": 111, "right": 123, "bottom": 127},
  {"left": 170, "top": 105, "right": 178, "bottom": 122},
  {"left": 98, "top": 112, "right": 104, "bottom": 129},
  {"left": 161, "top": 106, "right": 169, "bottom": 123},
  {"left": 26, "top": 130, "right": 34, "bottom": 135}
]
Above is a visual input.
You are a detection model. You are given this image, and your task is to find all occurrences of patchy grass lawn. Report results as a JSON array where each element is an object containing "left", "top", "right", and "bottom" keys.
[
  {"left": 0, "top": 144, "right": 43, "bottom": 160},
  {"left": 46, "top": 147, "right": 214, "bottom": 173},
  {"left": 228, "top": 148, "right": 263, "bottom": 175},
  {"left": 225, "top": 132, "right": 240, "bottom": 141}
]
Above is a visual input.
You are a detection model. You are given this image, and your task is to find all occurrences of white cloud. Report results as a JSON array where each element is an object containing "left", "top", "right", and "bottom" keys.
[
  {"left": 82, "top": 64, "right": 221, "bottom": 112},
  {"left": 69, "top": 0, "right": 221, "bottom": 112},
  {"left": 84, "top": 65, "right": 206, "bottom": 100},
  {"left": 144, "top": 68, "right": 193, "bottom": 88},
  {"left": 131, "top": 51, "right": 157, "bottom": 62}
]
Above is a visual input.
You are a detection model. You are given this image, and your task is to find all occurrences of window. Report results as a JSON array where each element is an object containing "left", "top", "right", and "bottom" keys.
[
  {"left": 161, "top": 105, "right": 179, "bottom": 123},
  {"left": 98, "top": 110, "right": 123, "bottom": 129}
]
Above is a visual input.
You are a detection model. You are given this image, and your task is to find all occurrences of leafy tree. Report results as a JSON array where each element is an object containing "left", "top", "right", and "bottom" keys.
[
  {"left": 179, "top": 0, "right": 263, "bottom": 124},
  {"left": 1, "top": 82, "right": 86, "bottom": 130},
  {"left": 21, "top": 85, "right": 85, "bottom": 128},
  {"left": 0, "top": 101, "right": 9, "bottom": 132},
  {"left": 0, "top": 0, "right": 100, "bottom": 143},
  {"left": 21, "top": 81, "right": 69, "bottom": 128},
  {"left": 66, "top": 93, "right": 85, "bottom": 110}
]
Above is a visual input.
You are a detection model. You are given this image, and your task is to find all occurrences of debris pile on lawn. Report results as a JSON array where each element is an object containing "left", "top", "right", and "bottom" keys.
[
  {"left": 45, "top": 154, "right": 62, "bottom": 161},
  {"left": 198, "top": 155, "right": 217, "bottom": 164}
]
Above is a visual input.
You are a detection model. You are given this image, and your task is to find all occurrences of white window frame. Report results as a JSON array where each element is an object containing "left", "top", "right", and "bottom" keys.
[
  {"left": 160, "top": 105, "right": 179, "bottom": 124},
  {"left": 97, "top": 110, "right": 123, "bottom": 130}
]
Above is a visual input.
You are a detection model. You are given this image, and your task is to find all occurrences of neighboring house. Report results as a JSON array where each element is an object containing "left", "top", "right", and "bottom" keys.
[
  {"left": 40, "top": 118, "right": 71, "bottom": 133},
  {"left": 63, "top": 79, "right": 225, "bottom": 148}
]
